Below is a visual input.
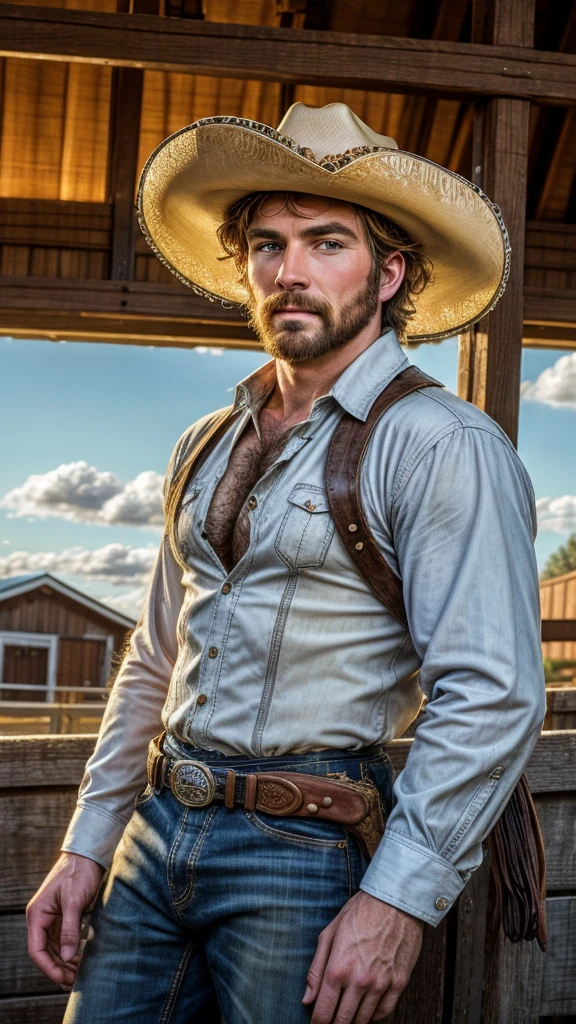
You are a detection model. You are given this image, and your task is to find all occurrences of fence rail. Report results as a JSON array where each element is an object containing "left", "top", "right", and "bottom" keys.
[{"left": 0, "top": 732, "right": 574, "bottom": 1023}]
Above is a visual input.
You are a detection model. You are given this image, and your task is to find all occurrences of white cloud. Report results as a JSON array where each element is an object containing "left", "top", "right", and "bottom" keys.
[
  {"left": 101, "top": 585, "right": 148, "bottom": 619},
  {"left": 536, "top": 495, "right": 576, "bottom": 534},
  {"left": 0, "top": 462, "right": 164, "bottom": 527},
  {"left": 97, "top": 471, "right": 164, "bottom": 525},
  {"left": 0, "top": 543, "right": 157, "bottom": 585},
  {"left": 194, "top": 346, "right": 224, "bottom": 357},
  {"left": 521, "top": 352, "right": 576, "bottom": 408}
]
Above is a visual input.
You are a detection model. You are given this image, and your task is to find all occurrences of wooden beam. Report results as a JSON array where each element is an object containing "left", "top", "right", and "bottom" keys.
[
  {"left": 1, "top": 274, "right": 576, "bottom": 349},
  {"left": 457, "top": 0, "right": 533, "bottom": 444},
  {"left": 107, "top": 0, "right": 156, "bottom": 278},
  {"left": 524, "top": 287, "right": 576, "bottom": 326},
  {"left": 1, "top": 4, "right": 576, "bottom": 104},
  {"left": 109, "top": 67, "right": 143, "bottom": 280},
  {"left": 541, "top": 620, "right": 576, "bottom": 643},
  {"left": 0, "top": 276, "right": 259, "bottom": 347}
]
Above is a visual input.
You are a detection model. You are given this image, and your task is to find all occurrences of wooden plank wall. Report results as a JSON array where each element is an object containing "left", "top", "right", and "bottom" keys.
[
  {"left": 0, "top": 733, "right": 574, "bottom": 1023},
  {"left": 3, "top": 196, "right": 576, "bottom": 293}
]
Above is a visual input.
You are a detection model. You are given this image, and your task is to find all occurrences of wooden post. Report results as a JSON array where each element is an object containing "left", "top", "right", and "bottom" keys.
[
  {"left": 109, "top": 67, "right": 143, "bottom": 281},
  {"left": 109, "top": 0, "right": 157, "bottom": 279},
  {"left": 452, "top": 3, "right": 535, "bottom": 1017},
  {"left": 457, "top": 0, "right": 533, "bottom": 445}
]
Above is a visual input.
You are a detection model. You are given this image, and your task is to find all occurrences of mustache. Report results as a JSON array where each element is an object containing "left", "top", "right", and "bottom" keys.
[{"left": 260, "top": 292, "right": 331, "bottom": 318}]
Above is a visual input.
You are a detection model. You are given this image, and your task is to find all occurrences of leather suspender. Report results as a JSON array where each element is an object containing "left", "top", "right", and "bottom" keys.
[
  {"left": 166, "top": 405, "right": 239, "bottom": 572},
  {"left": 326, "top": 365, "right": 442, "bottom": 627}
]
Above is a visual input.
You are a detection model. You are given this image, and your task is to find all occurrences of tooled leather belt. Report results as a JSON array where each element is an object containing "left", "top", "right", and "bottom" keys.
[{"left": 146, "top": 733, "right": 386, "bottom": 860}]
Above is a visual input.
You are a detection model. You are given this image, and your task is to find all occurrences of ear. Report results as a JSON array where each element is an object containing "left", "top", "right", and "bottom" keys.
[{"left": 378, "top": 252, "right": 406, "bottom": 303}]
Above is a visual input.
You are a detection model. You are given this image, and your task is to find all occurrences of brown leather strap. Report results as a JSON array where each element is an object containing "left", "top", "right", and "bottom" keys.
[
  {"left": 165, "top": 405, "right": 239, "bottom": 571},
  {"left": 326, "top": 366, "right": 547, "bottom": 947},
  {"left": 224, "top": 769, "right": 236, "bottom": 809},
  {"left": 244, "top": 773, "right": 257, "bottom": 812},
  {"left": 326, "top": 365, "right": 442, "bottom": 628}
]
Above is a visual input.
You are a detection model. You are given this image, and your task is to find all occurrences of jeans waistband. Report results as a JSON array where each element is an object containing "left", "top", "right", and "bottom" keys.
[{"left": 162, "top": 733, "right": 391, "bottom": 781}]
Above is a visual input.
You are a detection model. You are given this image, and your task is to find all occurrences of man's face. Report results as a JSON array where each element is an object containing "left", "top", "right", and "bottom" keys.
[{"left": 245, "top": 194, "right": 384, "bottom": 362}]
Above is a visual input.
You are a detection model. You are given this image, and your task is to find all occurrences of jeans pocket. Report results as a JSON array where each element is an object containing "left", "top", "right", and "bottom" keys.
[
  {"left": 244, "top": 811, "right": 347, "bottom": 848},
  {"left": 363, "top": 759, "right": 394, "bottom": 816},
  {"left": 134, "top": 783, "right": 155, "bottom": 807}
]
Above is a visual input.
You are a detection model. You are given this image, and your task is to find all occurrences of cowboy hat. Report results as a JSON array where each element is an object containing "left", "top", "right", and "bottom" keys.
[{"left": 137, "top": 102, "right": 510, "bottom": 342}]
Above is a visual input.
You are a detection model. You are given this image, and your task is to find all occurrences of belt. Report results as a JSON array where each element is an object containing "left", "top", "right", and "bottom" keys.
[{"left": 146, "top": 733, "right": 386, "bottom": 860}]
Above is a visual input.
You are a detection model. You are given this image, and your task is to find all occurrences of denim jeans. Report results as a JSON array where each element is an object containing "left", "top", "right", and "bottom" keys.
[{"left": 64, "top": 744, "right": 394, "bottom": 1024}]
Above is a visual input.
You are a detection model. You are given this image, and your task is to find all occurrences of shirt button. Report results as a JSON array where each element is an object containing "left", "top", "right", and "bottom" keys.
[
  {"left": 208, "top": 646, "right": 218, "bottom": 658},
  {"left": 221, "top": 583, "right": 232, "bottom": 595},
  {"left": 248, "top": 496, "right": 258, "bottom": 510},
  {"left": 435, "top": 896, "right": 450, "bottom": 911},
  {"left": 196, "top": 694, "right": 208, "bottom": 706},
  {"left": 490, "top": 767, "right": 504, "bottom": 779}
]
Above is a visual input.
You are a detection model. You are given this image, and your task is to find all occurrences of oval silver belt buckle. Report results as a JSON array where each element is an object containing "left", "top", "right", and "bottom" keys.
[{"left": 170, "top": 760, "right": 216, "bottom": 808}]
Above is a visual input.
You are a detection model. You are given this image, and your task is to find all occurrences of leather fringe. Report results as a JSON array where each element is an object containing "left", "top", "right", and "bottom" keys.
[{"left": 488, "top": 773, "right": 547, "bottom": 951}]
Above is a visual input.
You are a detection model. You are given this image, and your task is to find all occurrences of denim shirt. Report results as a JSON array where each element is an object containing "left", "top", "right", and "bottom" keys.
[{"left": 62, "top": 331, "right": 546, "bottom": 927}]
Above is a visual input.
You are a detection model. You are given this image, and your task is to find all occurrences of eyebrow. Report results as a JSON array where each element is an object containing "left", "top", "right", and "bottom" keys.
[{"left": 247, "top": 221, "right": 359, "bottom": 242}]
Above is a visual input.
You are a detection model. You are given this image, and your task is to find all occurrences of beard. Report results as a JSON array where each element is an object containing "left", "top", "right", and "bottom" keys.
[{"left": 246, "top": 272, "right": 381, "bottom": 363}]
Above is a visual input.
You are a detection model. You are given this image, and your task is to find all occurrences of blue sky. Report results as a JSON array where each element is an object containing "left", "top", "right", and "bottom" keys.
[{"left": 1, "top": 335, "right": 574, "bottom": 617}]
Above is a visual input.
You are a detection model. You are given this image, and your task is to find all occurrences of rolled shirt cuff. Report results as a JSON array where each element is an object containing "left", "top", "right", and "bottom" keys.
[
  {"left": 61, "top": 803, "right": 129, "bottom": 871},
  {"left": 359, "top": 830, "right": 468, "bottom": 926}
]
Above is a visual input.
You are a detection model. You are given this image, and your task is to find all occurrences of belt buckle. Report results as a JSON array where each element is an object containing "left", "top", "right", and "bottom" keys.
[{"left": 170, "top": 760, "right": 216, "bottom": 808}]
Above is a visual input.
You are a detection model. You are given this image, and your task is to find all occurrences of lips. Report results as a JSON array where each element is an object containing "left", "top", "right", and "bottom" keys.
[{"left": 273, "top": 308, "right": 320, "bottom": 315}]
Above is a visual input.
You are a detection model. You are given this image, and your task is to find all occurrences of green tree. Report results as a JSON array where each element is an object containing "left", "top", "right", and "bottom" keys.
[{"left": 541, "top": 533, "right": 576, "bottom": 579}]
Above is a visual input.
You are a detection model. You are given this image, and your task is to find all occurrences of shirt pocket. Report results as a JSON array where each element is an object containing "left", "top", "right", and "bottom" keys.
[{"left": 275, "top": 484, "right": 335, "bottom": 569}]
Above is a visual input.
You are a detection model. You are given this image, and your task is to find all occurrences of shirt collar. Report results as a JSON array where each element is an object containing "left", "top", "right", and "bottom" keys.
[
  {"left": 329, "top": 331, "right": 410, "bottom": 421},
  {"left": 233, "top": 330, "right": 410, "bottom": 423}
]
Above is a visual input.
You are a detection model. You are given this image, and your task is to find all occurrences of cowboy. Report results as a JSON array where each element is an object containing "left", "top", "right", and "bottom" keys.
[{"left": 27, "top": 103, "right": 545, "bottom": 1024}]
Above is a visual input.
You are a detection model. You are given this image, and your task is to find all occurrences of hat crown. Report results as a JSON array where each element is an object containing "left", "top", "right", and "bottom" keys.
[{"left": 276, "top": 102, "right": 399, "bottom": 163}]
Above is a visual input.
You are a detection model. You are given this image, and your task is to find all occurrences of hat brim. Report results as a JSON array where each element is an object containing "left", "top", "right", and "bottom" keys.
[{"left": 137, "top": 118, "right": 510, "bottom": 342}]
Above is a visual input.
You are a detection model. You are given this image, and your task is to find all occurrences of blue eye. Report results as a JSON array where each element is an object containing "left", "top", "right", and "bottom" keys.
[
  {"left": 259, "top": 242, "right": 282, "bottom": 252},
  {"left": 319, "top": 240, "right": 342, "bottom": 250}
]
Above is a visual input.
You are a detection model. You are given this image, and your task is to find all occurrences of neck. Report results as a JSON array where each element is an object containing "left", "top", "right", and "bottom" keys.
[{"left": 265, "top": 324, "right": 384, "bottom": 422}]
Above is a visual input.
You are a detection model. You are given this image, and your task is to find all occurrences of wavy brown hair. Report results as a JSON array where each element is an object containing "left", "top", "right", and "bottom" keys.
[{"left": 217, "top": 191, "right": 433, "bottom": 340}]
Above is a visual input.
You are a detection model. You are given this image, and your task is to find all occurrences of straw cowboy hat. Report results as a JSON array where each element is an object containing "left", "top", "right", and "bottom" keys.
[{"left": 137, "top": 102, "right": 510, "bottom": 342}]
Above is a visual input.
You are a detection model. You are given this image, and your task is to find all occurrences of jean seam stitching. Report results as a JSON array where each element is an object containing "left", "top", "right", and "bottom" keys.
[
  {"left": 344, "top": 840, "right": 354, "bottom": 898},
  {"left": 167, "top": 806, "right": 189, "bottom": 910},
  {"left": 157, "top": 940, "right": 195, "bottom": 1024},
  {"left": 174, "top": 806, "right": 218, "bottom": 910}
]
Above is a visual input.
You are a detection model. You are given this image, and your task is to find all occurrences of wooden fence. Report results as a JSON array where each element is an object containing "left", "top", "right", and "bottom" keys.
[
  {"left": 0, "top": 701, "right": 106, "bottom": 737},
  {"left": 0, "top": 732, "right": 574, "bottom": 1023}
]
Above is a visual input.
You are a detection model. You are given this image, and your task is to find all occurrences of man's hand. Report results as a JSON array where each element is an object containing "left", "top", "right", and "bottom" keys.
[
  {"left": 302, "top": 891, "right": 423, "bottom": 1023},
  {"left": 27, "top": 852, "right": 105, "bottom": 990}
]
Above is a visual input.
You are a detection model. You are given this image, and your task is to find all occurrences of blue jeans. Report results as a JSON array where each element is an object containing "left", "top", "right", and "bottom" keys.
[{"left": 64, "top": 744, "right": 394, "bottom": 1024}]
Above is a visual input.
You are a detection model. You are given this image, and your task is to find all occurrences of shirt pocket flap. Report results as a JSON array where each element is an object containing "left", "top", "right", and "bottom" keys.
[{"left": 287, "top": 487, "right": 330, "bottom": 515}]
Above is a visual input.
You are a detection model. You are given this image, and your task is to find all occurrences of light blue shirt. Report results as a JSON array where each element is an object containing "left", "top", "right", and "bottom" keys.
[{"left": 63, "top": 331, "right": 546, "bottom": 926}]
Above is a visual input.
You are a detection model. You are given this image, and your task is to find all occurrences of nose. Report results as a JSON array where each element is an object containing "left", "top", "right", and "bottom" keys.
[{"left": 274, "top": 243, "right": 310, "bottom": 291}]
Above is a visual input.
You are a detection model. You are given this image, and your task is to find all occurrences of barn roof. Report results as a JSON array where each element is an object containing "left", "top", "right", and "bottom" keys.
[{"left": 0, "top": 572, "right": 137, "bottom": 629}]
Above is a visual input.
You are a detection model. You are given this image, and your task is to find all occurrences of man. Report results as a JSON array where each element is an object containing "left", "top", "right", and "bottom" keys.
[{"left": 28, "top": 103, "right": 545, "bottom": 1024}]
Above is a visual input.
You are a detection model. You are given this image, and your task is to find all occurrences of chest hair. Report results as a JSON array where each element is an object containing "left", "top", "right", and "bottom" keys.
[{"left": 203, "top": 419, "right": 292, "bottom": 572}]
